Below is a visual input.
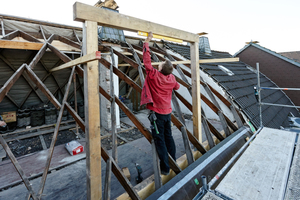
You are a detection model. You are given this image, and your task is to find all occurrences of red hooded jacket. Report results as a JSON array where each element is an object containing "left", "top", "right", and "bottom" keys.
[{"left": 140, "top": 42, "right": 180, "bottom": 114}]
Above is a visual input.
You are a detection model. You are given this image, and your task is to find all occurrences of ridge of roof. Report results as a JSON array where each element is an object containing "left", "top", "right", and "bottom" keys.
[{"left": 234, "top": 42, "right": 300, "bottom": 68}]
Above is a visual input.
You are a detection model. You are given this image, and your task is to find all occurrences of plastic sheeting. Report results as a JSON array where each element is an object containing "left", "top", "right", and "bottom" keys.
[{"left": 2, "top": 18, "right": 82, "bottom": 41}]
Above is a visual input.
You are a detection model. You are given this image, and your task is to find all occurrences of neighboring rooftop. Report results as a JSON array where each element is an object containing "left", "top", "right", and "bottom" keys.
[
  {"left": 279, "top": 51, "right": 300, "bottom": 63},
  {"left": 234, "top": 42, "right": 300, "bottom": 68}
]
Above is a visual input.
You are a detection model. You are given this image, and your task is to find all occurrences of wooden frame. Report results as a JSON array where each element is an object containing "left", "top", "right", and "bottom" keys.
[{"left": 73, "top": 2, "right": 201, "bottom": 199}]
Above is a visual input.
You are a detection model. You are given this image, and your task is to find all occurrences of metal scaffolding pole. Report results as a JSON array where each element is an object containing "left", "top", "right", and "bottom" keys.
[{"left": 256, "top": 63, "right": 263, "bottom": 128}]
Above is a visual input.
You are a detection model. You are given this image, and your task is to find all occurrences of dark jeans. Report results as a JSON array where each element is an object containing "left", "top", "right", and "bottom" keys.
[{"left": 151, "top": 112, "right": 176, "bottom": 173}]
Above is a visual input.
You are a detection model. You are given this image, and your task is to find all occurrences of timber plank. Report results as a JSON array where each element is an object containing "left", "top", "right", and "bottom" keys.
[
  {"left": 73, "top": 2, "right": 199, "bottom": 42},
  {"left": 50, "top": 51, "right": 101, "bottom": 72},
  {"left": 0, "top": 40, "right": 43, "bottom": 50}
]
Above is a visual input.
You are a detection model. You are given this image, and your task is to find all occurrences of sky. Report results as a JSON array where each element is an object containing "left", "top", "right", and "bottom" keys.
[{"left": 1, "top": 0, "right": 300, "bottom": 55}]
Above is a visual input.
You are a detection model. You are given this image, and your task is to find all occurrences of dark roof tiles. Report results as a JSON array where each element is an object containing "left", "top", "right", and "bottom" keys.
[{"left": 163, "top": 41, "right": 299, "bottom": 129}]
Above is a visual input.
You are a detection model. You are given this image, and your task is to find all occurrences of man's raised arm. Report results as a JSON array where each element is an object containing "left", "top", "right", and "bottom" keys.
[{"left": 143, "top": 32, "right": 154, "bottom": 73}]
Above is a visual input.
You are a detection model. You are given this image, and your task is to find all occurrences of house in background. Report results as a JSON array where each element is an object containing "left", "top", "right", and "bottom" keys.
[{"left": 234, "top": 42, "right": 300, "bottom": 107}]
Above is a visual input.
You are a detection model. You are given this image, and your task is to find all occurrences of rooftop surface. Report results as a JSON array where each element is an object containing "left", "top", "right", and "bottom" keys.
[
  {"left": 163, "top": 41, "right": 300, "bottom": 129},
  {"left": 216, "top": 127, "right": 297, "bottom": 200}
]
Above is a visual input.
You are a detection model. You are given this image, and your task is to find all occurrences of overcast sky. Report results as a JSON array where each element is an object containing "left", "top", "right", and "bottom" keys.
[{"left": 1, "top": 0, "right": 299, "bottom": 54}]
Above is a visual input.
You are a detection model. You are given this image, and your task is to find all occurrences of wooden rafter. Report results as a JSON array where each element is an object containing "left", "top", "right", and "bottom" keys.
[
  {"left": 0, "top": 64, "right": 26, "bottom": 102},
  {"left": 0, "top": 17, "right": 5, "bottom": 36},
  {"left": 1, "top": 30, "right": 19, "bottom": 40},
  {"left": 57, "top": 35, "right": 81, "bottom": 49},
  {"left": 0, "top": 135, "right": 38, "bottom": 200},
  {"left": 37, "top": 66, "right": 76, "bottom": 197},
  {"left": 99, "top": 54, "right": 207, "bottom": 154},
  {"left": 0, "top": 52, "right": 45, "bottom": 104}
]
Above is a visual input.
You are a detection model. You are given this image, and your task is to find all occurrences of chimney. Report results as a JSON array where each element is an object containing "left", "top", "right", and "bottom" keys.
[{"left": 199, "top": 36, "right": 211, "bottom": 55}]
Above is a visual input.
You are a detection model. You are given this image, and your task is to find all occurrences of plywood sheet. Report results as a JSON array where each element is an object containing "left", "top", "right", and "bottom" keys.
[{"left": 216, "top": 127, "right": 296, "bottom": 200}]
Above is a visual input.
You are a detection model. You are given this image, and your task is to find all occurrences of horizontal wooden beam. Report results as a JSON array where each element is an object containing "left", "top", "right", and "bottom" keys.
[
  {"left": 118, "top": 57, "right": 240, "bottom": 67},
  {"left": 50, "top": 51, "right": 101, "bottom": 72},
  {"left": 199, "top": 57, "right": 239, "bottom": 64},
  {"left": 73, "top": 2, "right": 199, "bottom": 42},
  {"left": 0, "top": 40, "right": 43, "bottom": 50}
]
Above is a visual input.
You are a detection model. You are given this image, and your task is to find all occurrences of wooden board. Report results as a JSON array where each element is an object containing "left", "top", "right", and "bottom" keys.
[
  {"left": 73, "top": 2, "right": 199, "bottom": 43},
  {"left": 0, "top": 40, "right": 43, "bottom": 50},
  {"left": 118, "top": 57, "right": 240, "bottom": 67},
  {"left": 50, "top": 51, "right": 101, "bottom": 72},
  {"left": 0, "top": 140, "right": 86, "bottom": 189},
  {"left": 190, "top": 42, "right": 201, "bottom": 141},
  {"left": 216, "top": 127, "right": 296, "bottom": 200}
]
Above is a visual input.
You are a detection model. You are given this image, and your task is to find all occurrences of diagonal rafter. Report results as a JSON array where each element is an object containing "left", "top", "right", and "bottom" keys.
[
  {"left": 0, "top": 64, "right": 26, "bottom": 102},
  {"left": 39, "top": 25, "right": 47, "bottom": 41},
  {"left": 57, "top": 35, "right": 81, "bottom": 49},
  {"left": 28, "top": 34, "right": 54, "bottom": 69},
  {"left": 0, "top": 52, "right": 45, "bottom": 105},
  {"left": 1, "top": 29, "right": 19, "bottom": 40},
  {"left": 25, "top": 65, "right": 61, "bottom": 109},
  {"left": 19, "top": 30, "right": 42, "bottom": 43},
  {"left": 0, "top": 135, "right": 38, "bottom": 200},
  {"left": 99, "top": 57, "right": 207, "bottom": 154},
  {"left": 174, "top": 90, "right": 225, "bottom": 141},
  {"left": 0, "top": 17, "right": 5, "bottom": 37},
  {"left": 37, "top": 66, "right": 76, "bottom": 197}
]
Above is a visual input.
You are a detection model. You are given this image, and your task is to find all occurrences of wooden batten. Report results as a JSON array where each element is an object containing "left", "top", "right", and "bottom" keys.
[{"left": 118, "top": 57, "right": 240, "bottom": 67}]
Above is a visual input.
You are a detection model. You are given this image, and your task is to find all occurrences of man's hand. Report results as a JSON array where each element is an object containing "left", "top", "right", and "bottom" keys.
[
  {"left": 145, "top": 32, "right": 153, "bottom": 43},
  {"left": 0, "top": 121, "right": 6, "bottom": 127}
]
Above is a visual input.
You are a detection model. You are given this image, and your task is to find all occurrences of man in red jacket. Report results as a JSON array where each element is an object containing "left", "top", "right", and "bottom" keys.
[{"left": 140, "top": 32, "right": 180, "bottom": 175}]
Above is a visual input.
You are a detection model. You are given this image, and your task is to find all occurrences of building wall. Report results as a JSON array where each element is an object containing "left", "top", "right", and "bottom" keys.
[
  {"left": 99, "top": 54, "right": 120, "bottom": 131},
  {"left": 237, "top": 45, "right": 300, "bottom": 106}
]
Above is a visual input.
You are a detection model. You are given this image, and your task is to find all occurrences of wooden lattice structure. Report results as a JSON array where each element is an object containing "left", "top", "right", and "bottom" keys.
[{"left": 0, "top": 3, "right": 246, "bottom": 200}]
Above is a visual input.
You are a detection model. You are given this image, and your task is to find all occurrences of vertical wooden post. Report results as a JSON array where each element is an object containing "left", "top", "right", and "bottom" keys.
[
  {"left": 0, "top": 18, "right": 5, "bottom": 37},
  {"left": 83, "top": 21, "right": 102, "bottom": 200},
  {"left": 73, "top": 73, "right": 79, "bottom": 135},
  {"left": 190, "top": 42, "right": 201, "bottom": 142}
]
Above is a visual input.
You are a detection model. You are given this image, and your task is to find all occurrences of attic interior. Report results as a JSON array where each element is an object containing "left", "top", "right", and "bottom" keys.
[{"left": 0, "top": 1, "right": 300, "bottom": 200}]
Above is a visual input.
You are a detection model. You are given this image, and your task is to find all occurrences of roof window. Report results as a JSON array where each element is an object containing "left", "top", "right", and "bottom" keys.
[{"left": 218, "top": 65, "right": 234, "bottom": 76}]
